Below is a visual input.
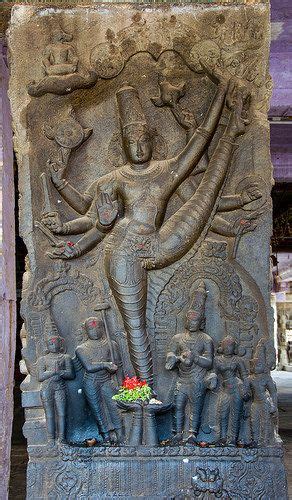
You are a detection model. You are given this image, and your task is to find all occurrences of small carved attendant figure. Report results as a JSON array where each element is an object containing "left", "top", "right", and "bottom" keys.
[
  {"left": 214, "top": 336, "right": 249, "bottom": 446},
  {"left": 165, "top": 282, "right": 217, "bottom": 444},
  {"left": 37, "top": 334, "right": 75, "bottom": 444},
  {"left": 249, "top": 349, "right": 278, "bottom": 446},
  {"left": 76, "top": 317, "right": 124, "bottom": 444},
  {"left": 28, "top": 29, "right": 97, "bottom": 97},
  {"left": 42, "top": 30, "right": 79, "bottom": 77}
]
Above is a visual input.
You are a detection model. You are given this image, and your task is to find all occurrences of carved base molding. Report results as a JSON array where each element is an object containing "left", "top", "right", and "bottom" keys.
[{"left": 27, "top": 445, "right": 288, "bottom": 499}]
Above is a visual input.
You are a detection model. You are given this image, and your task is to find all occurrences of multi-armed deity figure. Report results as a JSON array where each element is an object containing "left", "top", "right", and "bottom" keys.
[
  {"left": 37, "top": 333, "right": 75, "bottom": 444},
  {"left": 248, "top": 340, "right": 278, "bottom": 446},
  {"left": 75, "top": 317, "right": 124, "bottom": 444},
  {"left": 42, "top": 68, "right": 254, "bottom": 386},
  {"left": 214, "top": 336, "right": 250, "bottom": 446},
  {"left": 165, "top": 282, "right": 217, "bottom": 444}
]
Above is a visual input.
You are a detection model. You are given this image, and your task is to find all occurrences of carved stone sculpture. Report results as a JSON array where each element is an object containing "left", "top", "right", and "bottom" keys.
[
  {"left": 28, "top": 28, "right": 98, "bottom": 97},
  {"left": 76, "top": 317, "right": 124, "bottom": 443},
  {"left": 41, "top": 79, "right": 248, "bottom": 389},
  {"left": 214, "top": 336, "right": 249, "bottom": 446},
  {"left": 8, "top": 2, "right": 288, "bottom": 498},
  {"left": 249, "top": 340, "right": 278, "bottom": 446},
  {"left": 37, "top": 333, "right": 75, "bottom": 443},
  {"left": 165, "top": 282, "right": 217, "bottom": 444}
]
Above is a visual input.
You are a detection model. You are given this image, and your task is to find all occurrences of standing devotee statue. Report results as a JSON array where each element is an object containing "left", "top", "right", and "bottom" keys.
[
  {"left": 165, "top": 282, "right": 217, "bottom": 444},
  {"left": 37, "top": 334, "right": 75, "bottom": 444},
  {"left": 248, "top": 346, "right": 278, "bottom": 446},
  {"left": 75, "top": 317, "right": 124, "bottom": 444},
  {"left": 42, "top": 71, "right": 250, "bottom": 386},
  {"left": 214, "top": 336, "right": 249, "bottom": 446}
]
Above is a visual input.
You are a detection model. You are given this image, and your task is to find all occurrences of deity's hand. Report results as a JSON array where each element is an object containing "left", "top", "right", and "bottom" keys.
[
  {"left": 104, "top": 362, "right": 118, "bottom": 374},
  {"left": 241, "top": 183, "right": 262, "bottom": 206},
  {"left": 226, "top": 79, "right": 250, "bottom": 113},
  {"left": 179, "top": 350, "right": 194, "bottom": 367},
  {"left": 41, "top": 211, "right": 64, "bottom": 234},
  {"left": 165, "top": 354, "right": 178, "bottom": 370},
  {"left": 47, "top": 240, "right": 80, "bottom": 260},
  {"left": 205, "top": 372, "right": 218, "bottom": 391},
  {"left": 141, "top": 258, "right": 156, "bottom": 270},
  {"left": 233, "top": 211, "right": 261, "bottom": 236},
  {"left": 47, "top": 158, "right": 67, "bottom": 188},
  {"left": 199, "top": 59, "right": 228, "bottom": 90},
  {"left": 96, "top": 192, "right": 118, "bottom": 226}
]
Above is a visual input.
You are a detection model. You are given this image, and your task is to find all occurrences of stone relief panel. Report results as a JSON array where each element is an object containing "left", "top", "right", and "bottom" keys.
[{"left": 8, "top": 2, "right": 287, "bottom": 498}]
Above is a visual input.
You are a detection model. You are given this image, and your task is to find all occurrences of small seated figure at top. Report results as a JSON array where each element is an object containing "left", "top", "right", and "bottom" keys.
[
  {"left": 165, "top": 282, "right": 217, "bottom": 444},
  {"left": 37, "top": 333, "right": 75, "bottom": 444},
  {"left": 214, "top": 336, "right": 250, "bottom": 446},
  {"left": 75, "top": 317, "right": 124, "bottom": 444},
  {"left": 42, "top": 29, "right": 78, "bottom": 77},
  {"left": 28, "top": 28, "right": 97, "bottom": 97}
]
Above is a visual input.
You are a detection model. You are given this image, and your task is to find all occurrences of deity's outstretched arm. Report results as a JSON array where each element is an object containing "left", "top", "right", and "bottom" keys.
[
  {"left": 50, "top": 164, "right": 115, "bottom": 215},
  {"left": 210, "top": 216, "right": 235, "bottom": 237},
  {"left": 217, "top": 195, "right": 243, "bottom": 212},
  {"left": 165, "top": 83, "right": 227, "bottom": 192},
  {"left": 53, "top": 179, "right": 94, "bottom": 214}
]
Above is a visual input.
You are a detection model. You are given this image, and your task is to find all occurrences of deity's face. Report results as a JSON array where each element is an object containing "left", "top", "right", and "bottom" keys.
[
  {"left": 85, "top": 318, "right": 104, "bottom": 340},
  {"left": 221, "top": 338, "right": 236, "bottom": 356},
  {"left": 185, "top": 310, "right": 201, "bottom": 332},
  {"left": 250, "top": 358, "right": 264, "bottom": 374},
  {"left": 47, "top": 336, "right": 62, "bottom": 353},
  {"left": 123, "top": 124, "right": 153, "bottom": 165}
]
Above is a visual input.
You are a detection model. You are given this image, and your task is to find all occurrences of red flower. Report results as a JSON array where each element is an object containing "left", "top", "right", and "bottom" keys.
[{"left": 122, "top": 376, "right": 148, "bottom": 390}]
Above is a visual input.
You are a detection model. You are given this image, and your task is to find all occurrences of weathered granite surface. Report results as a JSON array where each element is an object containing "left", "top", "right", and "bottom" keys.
[{"left": 8, "top": 2, "right": 288, "bottom": 498}]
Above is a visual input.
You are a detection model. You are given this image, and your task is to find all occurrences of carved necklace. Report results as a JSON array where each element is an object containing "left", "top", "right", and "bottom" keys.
[{"left": 118, "top": 162, "right": 163, "bottom": 180}]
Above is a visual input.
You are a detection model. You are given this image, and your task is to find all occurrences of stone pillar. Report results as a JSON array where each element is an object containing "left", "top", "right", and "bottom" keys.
[
  {"left": 8, "top": 1, "right": 288, "bottom": 498},
  {"left": 0, "top": 41, "right": 16, "bottom": 500}
]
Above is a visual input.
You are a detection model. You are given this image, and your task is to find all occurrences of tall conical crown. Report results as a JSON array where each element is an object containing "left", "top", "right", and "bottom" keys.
[
  {"left": 189, "top": 281, "right": 207, "bottom": 313},
  {"left": 116, "top": 85, "right": 147, "bottom": 129}
]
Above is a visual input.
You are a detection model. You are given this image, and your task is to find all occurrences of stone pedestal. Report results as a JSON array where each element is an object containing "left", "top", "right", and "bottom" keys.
[
  {"left": 8, "top": 1, "right": 287, "bottom": 498},
  {"left": 27, "top": 444, "right": 287, "bottom": 499}
]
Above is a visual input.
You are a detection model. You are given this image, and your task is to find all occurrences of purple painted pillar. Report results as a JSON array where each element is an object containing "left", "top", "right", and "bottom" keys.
[
  {"left": 0, "top": 41, "right": 16, "bottom": 500},
  {"left": 270, "top": 0, "right": 292, "bottom": 116}
]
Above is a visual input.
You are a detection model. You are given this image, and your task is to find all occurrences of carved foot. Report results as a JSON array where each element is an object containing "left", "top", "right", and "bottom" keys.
[
  {"left": 170, "top": 432, "right": 184, "bottom": 445},
  {"left": 186, "top": 434, "right": 198, "bottom": 446}
]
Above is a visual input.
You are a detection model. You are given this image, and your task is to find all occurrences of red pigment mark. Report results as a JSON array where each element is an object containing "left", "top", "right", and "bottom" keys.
[
  {"left": 89, "top": 320, "right": 97, "bottom": 327},
  {"left": 67, "top": 241, "right": 75, "bottom": 247},
  {"left": 188, "top": 312, "right": 197, "bottom": 319},
  {"left": 240, "top": 220, "right": 247, "bottom": 225}
]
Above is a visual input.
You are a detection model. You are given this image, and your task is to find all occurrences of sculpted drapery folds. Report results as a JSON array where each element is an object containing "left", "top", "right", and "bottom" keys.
[{"left": 42, "top": 70, "right": 250, "bottom": 385}]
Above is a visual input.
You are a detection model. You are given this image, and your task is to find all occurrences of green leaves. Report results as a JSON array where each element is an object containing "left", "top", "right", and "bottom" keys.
[{"left": 112, "top": 384, "right": 152, "bottom": 402}]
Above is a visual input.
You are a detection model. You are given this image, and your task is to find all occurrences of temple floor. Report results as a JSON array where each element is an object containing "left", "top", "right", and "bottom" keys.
[{"left": 9, "top": 371, "right": 292, "bottom": 499}]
